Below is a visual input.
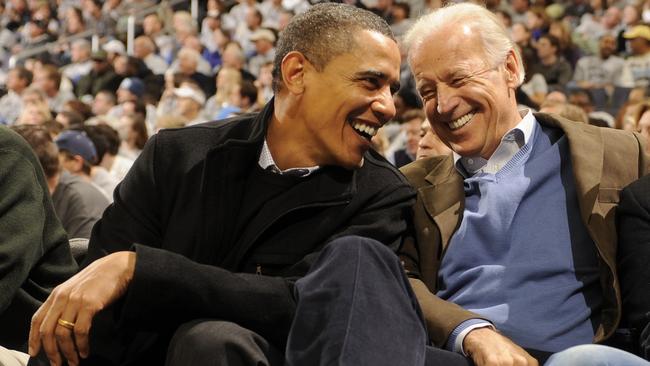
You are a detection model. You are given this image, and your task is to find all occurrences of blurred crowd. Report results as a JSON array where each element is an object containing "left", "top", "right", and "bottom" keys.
[{"left": 3, "top": 0, "right": 650, "bottom": 239}]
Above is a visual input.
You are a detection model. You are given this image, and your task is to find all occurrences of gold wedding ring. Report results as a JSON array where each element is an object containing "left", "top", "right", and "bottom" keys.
[{"left": 57, "top": 318, "right": 75, "bottom": 330}]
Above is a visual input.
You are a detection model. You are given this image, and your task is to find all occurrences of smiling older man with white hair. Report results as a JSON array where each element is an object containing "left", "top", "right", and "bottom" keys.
[{"left": 399, "top": 2, "right": 650, "bottom": 366}]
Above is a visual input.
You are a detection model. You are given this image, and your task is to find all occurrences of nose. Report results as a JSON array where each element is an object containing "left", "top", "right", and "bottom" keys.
[
  {"left": 372, "top": 87, "right": 397, "bottom": 123},
  {"left": 436, "top": 84, "right": 460, "bottom": 115}
]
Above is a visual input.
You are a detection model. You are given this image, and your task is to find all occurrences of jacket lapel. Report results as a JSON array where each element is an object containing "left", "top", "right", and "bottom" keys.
[
  {"left": 421, "top": 157, "right": 464, "bottom": 253},
  {"left": 535, "top": 113, "right": 603, "bottom": 232}
]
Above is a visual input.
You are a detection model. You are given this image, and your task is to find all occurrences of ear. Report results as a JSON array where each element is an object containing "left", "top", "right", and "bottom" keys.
[
  {"left": 280, "top": 51, "right": 307, "bottom": 95},
  {"left": 73, "top": 155, "right": 84, "bottom": 172},
  {"left": 504, "top": 49, "right": 521, "bottom": 88}
]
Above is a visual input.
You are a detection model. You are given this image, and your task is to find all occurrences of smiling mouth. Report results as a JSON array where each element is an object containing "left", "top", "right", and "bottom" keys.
[
  {"left": 448, "top": 111, "right": 475, "bottom": 130},
  {"left": 350, "top": 120, "right": 379, "bottom": 141}
]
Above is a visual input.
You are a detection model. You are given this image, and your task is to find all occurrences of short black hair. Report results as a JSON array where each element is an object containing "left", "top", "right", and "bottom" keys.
[{"left": 272, "top": 3, "right": 395, "bottom": 92}]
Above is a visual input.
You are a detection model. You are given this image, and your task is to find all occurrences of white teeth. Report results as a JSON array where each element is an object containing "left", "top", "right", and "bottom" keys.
[
  {"left": 448, "top": 112, "right": 475, "bottom": 130},
  {"left": 352, "top": 121, "right": 378, "bottom": 137}
]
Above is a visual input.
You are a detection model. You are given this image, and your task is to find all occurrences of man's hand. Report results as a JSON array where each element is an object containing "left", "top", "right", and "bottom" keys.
[
  {"left": 28, "top": 251, "right": 136, "bottom": 366},
  {"left": 463, "top": 327, "right": 538, "bottom": 366}
]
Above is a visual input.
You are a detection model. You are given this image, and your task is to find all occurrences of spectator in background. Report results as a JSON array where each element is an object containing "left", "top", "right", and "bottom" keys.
[
  {"left": 393, "top": 109, "right": 424, "bottom": 168},
  {"left": 83, "top": 125, "right": 120, "bottom": 200},
  {"left": 90, "top": 90, "right": 117, "bottom": 120},
  {"left": 61, "top": 39, "right": 93, "bottom": 86},
  {"left": 51, "top": 130, "right": 110, "bottom": 239},
  {"left": 55, "top": 110, "right": 84, "bottom": 130},
  {"left": 621, "top": 24, "right": 650, "bottom": 89},
  {"left": 223, "top": 0, "right": 260, "bottom": 34},
  {"left": 61, "top": 6, "right": 86, "bottom": 37},
  {"left": 174, "top": 86, "right": 206, "bottom": 126},
  {"left": 572, "top": 34, "right": 626, "bottom": 95},
  {"left": 255, "top": 61, "right": 274, "bottom": 104},
  {"left": 33, "top": 64, "right": 75, "bottom": 113},
  {"left": 548, "top": 19, "right": 581, "bottom": 68},
  {"left": 416, "top": 118, "right": 451, "bottom": 160},
  {"left": 0, "top": 66, "right": 32, "bottom": 125},
  {"left": 143, "top": 13, "right": 174, "bottom": 64},
  {"left": 247, "top": 28, "right": 276, "bottom": 78},
  {"left": 133, "top": 35, "right": 168, "bottom": 75},
  {"left": 529, "top": 34, "right": 573, "bottom": 92},
  {"left": 1, "top": 125, "right": 76, "bottom": 350},
  {"left": 220, "top": 41, "right": 256, "bottom": 82},
  {"left": 16, "top": 101, "right": 52, "bottom": 126},
  {"left": 259, "top": 0, "right": 283, "bottom": 29},
  {"left": 75, "top": 50, "right": 122, "bottom": 98},
  {"left": 177, "top": 35, "right": 213, "bottom": 76},
  {"left": 390, "top": 2, "right": 413, "bottom": 39},
  {"left": 234, "top": 8, "right": 264, "bottom": 57},
  {"left": 204, "top": 66, "right": 242, "bottom": 119},
  {"left": 508, "top": 0, "right": 529, "bottom": 24},
  {"left": 115, "top": 113, "right": 148, "bottom": 160},
  {"left": 173, "top": 47, "right": 214, "bottom": 96}
]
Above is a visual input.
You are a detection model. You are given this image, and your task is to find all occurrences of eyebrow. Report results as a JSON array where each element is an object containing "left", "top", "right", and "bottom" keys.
[{"left": 354, "top": 70, "right": 401, "bottom": 94}]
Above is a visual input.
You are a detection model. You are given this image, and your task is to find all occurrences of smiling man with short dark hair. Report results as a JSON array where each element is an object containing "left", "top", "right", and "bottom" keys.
[{"left": 29, "top": 4, "right": 414, "bottom": 366}]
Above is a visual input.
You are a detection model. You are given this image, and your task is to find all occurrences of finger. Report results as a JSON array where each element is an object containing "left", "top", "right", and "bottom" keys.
[
  {"left": 55, "top": 322, "right": 79, "bottom": 366},
  {"left": 40, "top": 321, "right": 62, "bottom": 366},
  {"left": 57, "top": 307, "right": 80, "bottom": 366},
  {"left": 74, "top": 306, "right": 96, "bottom": 359},
  {"left": 39, "top": 289, "right": 70, "bottom": 366},
  {"left": 29, "top": 303, "right": 49, "bottom": 356}
]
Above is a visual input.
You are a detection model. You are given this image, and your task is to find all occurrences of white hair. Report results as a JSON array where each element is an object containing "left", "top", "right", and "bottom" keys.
[{"left": 404, "top": 3, "right": 525, "bottom": 86}]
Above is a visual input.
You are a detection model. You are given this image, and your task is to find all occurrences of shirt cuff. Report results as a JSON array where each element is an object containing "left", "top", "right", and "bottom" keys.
[{"left": 446, "top": 319, "right": 495, "bottom": 355}]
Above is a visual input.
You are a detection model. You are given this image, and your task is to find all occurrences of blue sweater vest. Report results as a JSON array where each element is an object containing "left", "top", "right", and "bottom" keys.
[{"left": 437, "top": 122, "right": 603, "bottom": 352}]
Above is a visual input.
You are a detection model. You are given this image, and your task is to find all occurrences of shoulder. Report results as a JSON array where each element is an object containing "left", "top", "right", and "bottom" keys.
[
  {"left": 151, "top": 113, "right": 259, "bottom": 159},
  {"left": 0, "top": 126, "right": 41, "bottom": 173},
  {"left": 357, "top": 149, "right": 411, "bottom": 187},
  {"left": 400, "top": 155, "right": 453, "bottom": 188}
]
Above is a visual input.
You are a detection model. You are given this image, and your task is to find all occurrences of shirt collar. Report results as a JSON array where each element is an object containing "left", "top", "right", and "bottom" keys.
[
  {"left": 452, "top": 109, "right": 536, "bottom": 176},
  {"left": 258, "top": 139, "right": 320, "bottom": 177}
]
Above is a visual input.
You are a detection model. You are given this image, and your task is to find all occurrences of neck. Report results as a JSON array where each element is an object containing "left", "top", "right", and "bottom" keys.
[
  {"left": 541, "top": 54, "right": 557, "bottom": 65},
  {"left": 266, "top": 96, "right": 318, "bottom": 170}
]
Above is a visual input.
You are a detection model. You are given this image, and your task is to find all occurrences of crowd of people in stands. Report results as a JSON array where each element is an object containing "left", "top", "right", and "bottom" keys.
[{"left": 0, "top": 0, "right": 649, "bottom": 365}]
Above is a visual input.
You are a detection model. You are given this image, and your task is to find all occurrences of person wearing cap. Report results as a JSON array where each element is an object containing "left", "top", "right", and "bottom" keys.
[
  {"left": 75, "top": 50, "right": 122, "bottom": 98},
  {"left": 174, "top": 86, "right": 207, "bottom": 126},
  {"left": 29, "top": 4, "right": 417, "bottom": 366},
  {"left": 248, "top": 28, "right": 276, "bottom": 78},
  {"left": 621, "top": 24, "right": 650, "bottom": 88},
  {"left": 53, "top": 130, "right": 110, "bottom": 238}
]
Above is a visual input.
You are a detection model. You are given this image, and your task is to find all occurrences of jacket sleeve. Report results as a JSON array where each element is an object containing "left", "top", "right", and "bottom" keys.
[
  {"left": 85, "top": 134, "right": 297, "bottom": 347},
  {"left": 617, "top": 176, "right": 650, "bottom": 360}
]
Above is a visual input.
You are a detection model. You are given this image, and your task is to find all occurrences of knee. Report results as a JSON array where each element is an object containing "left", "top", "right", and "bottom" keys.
[
  {"left": 167, "top": 320, "right": 251, "bottom": 363},
  {"left": 545, "top": 344, "right": 640, "bottom": 366}
]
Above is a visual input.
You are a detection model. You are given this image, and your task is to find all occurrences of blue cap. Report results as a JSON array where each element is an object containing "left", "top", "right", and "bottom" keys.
[
  {"left": 55, "top": 130, "right": 97, "bottom": 163},
  {"left": 118, "top": 77, "right": 145, "bottom": 97}
]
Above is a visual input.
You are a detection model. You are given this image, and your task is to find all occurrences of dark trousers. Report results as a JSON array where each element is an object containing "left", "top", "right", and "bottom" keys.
[
  {"left": 163, "top": 235, "right": 472, "bottom": 366},
  {"left": 286, "top": 235, "right": 471, "bottom": 366}
]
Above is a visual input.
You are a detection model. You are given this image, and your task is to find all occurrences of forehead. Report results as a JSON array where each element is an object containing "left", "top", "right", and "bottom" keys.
[
  {"left": 325, "top": 30, "right": 400, "bottom": 77},
  {"left": 410, "top": 29, "right": 487, "bottom": 82}
]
